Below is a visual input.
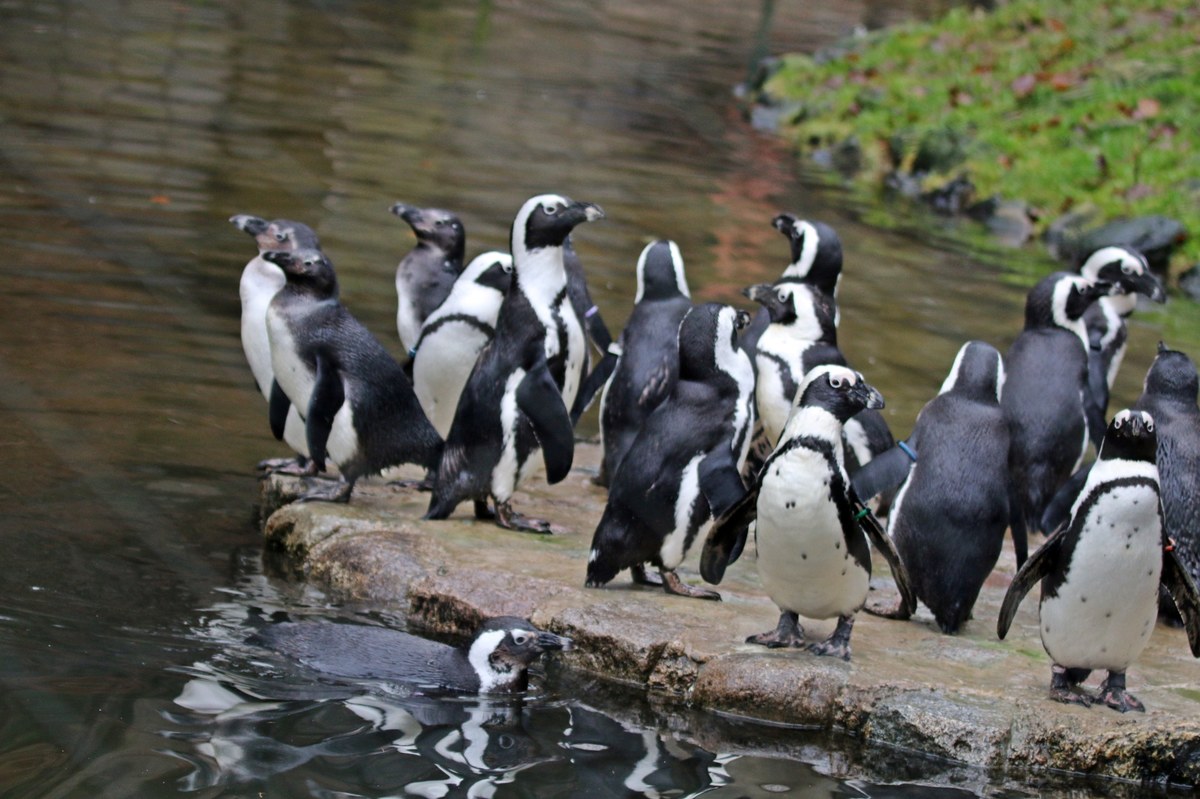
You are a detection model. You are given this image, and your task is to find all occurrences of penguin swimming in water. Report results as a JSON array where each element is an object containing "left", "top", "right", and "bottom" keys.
[
  {"left": 596, "top": 239, "right": 693, "bottom": 487},
  {"left": 425, "top": 194, "right": 603, "bottom": 532},
  {"left": 412, "top": 251, "right": 514, "bottom": 438},
  {"left": 863, "top": 341, "right": 1010, "bottom": 634},
  {"left": 998, "top": 409, "right": 1200, "bottom": 711},
  {"left": 229, "top": 214, "right": 321, "bottom": 473},
  {"left": 1003, "top": 272, "right": 1111, "bottom": 556},
  {"left": 263, "top": 248, "right": 442, "bottom": 502},
  {"left": 700, "top": 365, "right": 913, "bottom": 659},
  {"left": 251, "top": 616, "right": 573, "bottom": 693},
  {"left": 390, "top": 203, "right": 467, "bottom": 357},
  {"left": 586, "top": 303, "right": 756, "bottom": 600}
]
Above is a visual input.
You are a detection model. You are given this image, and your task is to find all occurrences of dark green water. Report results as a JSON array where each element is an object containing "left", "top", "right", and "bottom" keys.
[{"left": 0, "top": 1, "right": 1191, "bottom": 797}]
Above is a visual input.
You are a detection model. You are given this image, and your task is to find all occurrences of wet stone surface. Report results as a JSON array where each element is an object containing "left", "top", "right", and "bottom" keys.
[{"left": 259, "top": 443, "right": 1200, "bottom": 787}]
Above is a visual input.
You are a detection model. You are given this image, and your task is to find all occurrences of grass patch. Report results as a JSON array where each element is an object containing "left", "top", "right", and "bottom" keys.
[{"left": 766, "top": 0, "right": 1199, "bottom": 265}]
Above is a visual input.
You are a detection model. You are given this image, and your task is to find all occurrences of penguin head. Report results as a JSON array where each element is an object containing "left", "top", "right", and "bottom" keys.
[
  {"left": 635, "top": 239, "right": 689, "bottom": 303},
  {"left": 795, "top": 365, "right": 884, "bottom": 423},
  {"left": 677, "top": 303, "right": 752, "bottom": 383},
  {"left": 939, "top": 340, "right": 1005, "bottom": 403},
  {"left": 462, "top": 251, "right": 514, "bottom": 294},
  {"left": 742, "top": 283, "right": 836, "bottom": 341},
  {"left": 466, "top": 616, "right": 573, "bottom": 693},
  {"left": 230, "top": 215, "right": 320, "bottom": 254},
  {"left": 390, "top": 203, "right": 465, "bottom": 261},
  {"left": 262, "top": 248, "right": 338, "bottom": 298},
  {"left": 1025, "top": 272, "right": 1106, "bottom": 330},
  {"left": 511, "top": 194, "right": 605, "bottom": 258},
  {"left": 1142, "top": 343, "right": 1199, "bottom": 404},
  {"left": 1080, "top": 245, "right": 1165, "bottom": 304},
  {"left": 772, "top": 214, "right": 842, "bottom": 296},
  {"left": 1099, "top": 409, "right": 1157, "bottom": 463}
]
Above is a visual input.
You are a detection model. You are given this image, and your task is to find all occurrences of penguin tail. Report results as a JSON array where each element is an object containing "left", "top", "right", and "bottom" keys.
[{"left": 584, "top": 508, "right": 627, "bottom": 587}]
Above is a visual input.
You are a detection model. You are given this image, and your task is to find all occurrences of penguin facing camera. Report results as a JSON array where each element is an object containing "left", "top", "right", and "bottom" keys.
[
  {"left": 390, "top": 202, "right": 467, "bottom": 358},
  {"left": 586, "top": 303, "right": 756, "bottom": 600},
  {"left": 700, "top": 365, "right": 914, "bottom": 659},
  {"left": 998, "top": 409, "right": 1200, "bottom": 711}
]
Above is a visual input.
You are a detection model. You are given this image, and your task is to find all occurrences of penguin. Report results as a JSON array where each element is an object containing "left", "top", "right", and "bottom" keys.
[
  {"left": 425, "top": 194, "right": 604, "bottom": 532},
  {"left": 250, "top": 616, "right": 573, "bottom": 693},
  {"left": 998, "top": 409, "right": 1200, "bottom": 711},
  {"left": 390, "top": 202, "right": 467, "bottom": 357},
  {"left": 864, "top": 341, "right": 1011, "bottom": 634},
  {"left": 263, "top": 248, "right": 443, "bottom": 502},
  {"left": 585, "top": 303, "right": 756, "bottom": 600},
  {"left": 596, "top": 239, "right": 693, "bottom": 487},
  {"left": 564, "top": 235, "right": 618, "bottom": 423},
  {"left": 700, "top": 365, "right": 913, "bottom": 659},
  {"left": 1002, "top": 272, "right": 1111, "bottom": 556},
  {"left": 229, "top": 213, "right": 321, "bottom": 473},
  {"left": 1078, "top": 245, "right": 1167, "bottom": 438},
  {"left": 411, "top": 251, "right": 514, "bottom": 438}
]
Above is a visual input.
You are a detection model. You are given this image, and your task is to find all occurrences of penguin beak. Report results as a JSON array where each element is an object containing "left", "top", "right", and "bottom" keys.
[
  {"left": 771, "top": 213, "right": 796, "bottom": 235},
  {"left": 565, "top": 201, "right": 605, "bottom": 225},
  {"left": 390, "top": 202, "right": 423, "bottom": 226},
  {"left": 230, "top": 214, "right": 268, "bottom": 236},
  {"left": 1135, "top": 271, "right": 1167, "bottom": 303},
  {"left": 853, "top": 381, "right": 885, "bottom": 411},
  {"left": 535, "top": 631, "right": 574, "bottom": 652},
  {"left": 742, "top": 283, "right": 772, "bottom": 302},
  {"left": 261, "top": 250, "right": 295, "bottom": 269}
]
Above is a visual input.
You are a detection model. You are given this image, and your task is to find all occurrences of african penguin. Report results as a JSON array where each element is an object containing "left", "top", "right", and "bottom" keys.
[
  {"left": 564, "top": 235, "right": 618, "bottom": 422},
  {"left": 700, "top": 365, "right": 913, "bottom": 659},
  {"left": 263, "top": 248, "right": 442, "bottom": 502},
  {"left": 1078, "top": 245, "right": 1166, "bottom": 437},
  {"left": 586, "top": 303, "right": 756, "bottom": 600},
  {"left": 998, "top": 409, "right": 1200, "bottom": 712},
  {"left": 425, "top": 194, "right": 603, "bottom": 532},
  {"left": 1002, "top": 271, "right": 1111, "bottom": 555},
  {"left": 229, "top": 214, "right": 320, "bottom": 473},
  {"left": 596, "top": 239, "right": 693, "bottom": 487},
  {"left": 250, "top": 616, "right": 573, "bottom": 693},
  {"left": 390, "top": 202, "right": 467, "bottom": 357},
  {"left": 865, "top": 341, "right": 1010, "bottom": 634},
  {"left": 412, "top": 251, "right": 514, "bottom": 438}
]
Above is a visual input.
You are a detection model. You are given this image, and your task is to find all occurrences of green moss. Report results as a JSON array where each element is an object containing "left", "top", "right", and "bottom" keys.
[{"left": 766, "top": 0, "right": 1199, "bottom": 265}]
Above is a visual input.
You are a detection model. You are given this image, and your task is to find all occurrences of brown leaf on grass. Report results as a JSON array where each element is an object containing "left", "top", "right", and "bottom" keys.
[
  {"left": 949, "top": 86, "right": 973, "bottom": 107},
  {"left": 1132, "top": 98, "right": 1161, "bottom": 120},
  {"left": 1011, "top": 73, "right": 1037, "bottom": 98},
  {"left": 1124, "top": 183, "right": 1155, "bottom": 201},
  {"left": 1049, "top": 73, "right": 1076, "bottom": 91}
]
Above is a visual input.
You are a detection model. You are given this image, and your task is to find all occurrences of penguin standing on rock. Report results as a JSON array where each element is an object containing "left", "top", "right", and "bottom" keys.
[
  {"left": 412, "top": 251, "right": 513, "bottom": 439},
  {"left": 596, "top": 239, "right": 693, "bottom": 487},
  {"left": 564, "top": 236, "right": 618, "bottom": 422},
  {"left": 701, "top": 365, "right": 914, "bottom": 659},
  {"left": 425, "top": 194, "right": 603, "bottom": 532},
  {"left": 229, "top": 214, "right": 321, "bottom": 473},
  {"left": 1002, "top": 272, "right": 1112, "bottom": 556},
  {"left": 586, "top": 303, "right": 756, "bottom": 599},
  {"left": 862, "top": 341, "right": 1011, "bottom": 634},
  {"left": 264, "top": 248, "right": 443, "bottom": 502},
  {"left": 998, "top": 409, "right": 1200, "bottom": 711},
  {"left": 390, "top": 203, "right": 467, "bottom": 357}
]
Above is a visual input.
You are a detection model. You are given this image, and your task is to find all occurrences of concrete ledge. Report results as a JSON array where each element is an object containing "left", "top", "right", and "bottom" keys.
[{"left": 257, "top": 444, "right": 1200, "bottom": 788}]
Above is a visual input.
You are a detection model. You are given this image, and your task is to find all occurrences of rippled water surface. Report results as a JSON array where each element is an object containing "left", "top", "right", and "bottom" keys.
[{"left": 0, "top": 1, "right": 1192, "bottom": 797}]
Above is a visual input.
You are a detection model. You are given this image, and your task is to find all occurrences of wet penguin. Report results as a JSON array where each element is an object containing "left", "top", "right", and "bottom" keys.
[
  {"left": 263, "top": 248, "right": 442, "bottom": 502},
  {"left": 412, "top": 251, "right": 514, "bottom": 438},
  {"left": 229, "top": 214, "right": 321, "bottom": 472},
  {"left": 1002, "top": 272, "right": 1111, "bottom": 554},
  {"left": 1078, "top": 245, "right": 1166, "bottom": 436},
  {"left": 596, "top": 239, "right": 693, "bottom": 487},
  {"left": 251, "top": 616, "right": 573, "bottom": 693},
  {"left": 425, "top": 194, "right": 604, "bottom": 532},
  {"left": 586, "top": 303, "right": 756, "bottom": 600},
  {"left": 390, "top": 203, "right": 467, "bottom": 357},
  {"left": 865, "top": 341, "right": 1011, "bottom": 634},
  {"left": 998, "top": 409, "right": 1200, "bottom": 711},
  {"left": 701, "top": 365, "right": 912, "bottom": 659}
]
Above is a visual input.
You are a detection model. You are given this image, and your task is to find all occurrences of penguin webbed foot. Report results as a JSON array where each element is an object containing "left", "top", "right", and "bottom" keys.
[
  {"left": 746, "top": 611, "right": 805, "bottom": 648},
  {"left": 387, "top": 473, "right": 435, "bottom": 492},
  {"left": 630, "top": 564, "right": 663, "bottom": 587},
  {"left": 1097, "top": 671, "right": 1145, "bottom": 713},
  {"left": 863, "top": 597, "right": 913, "bottom": 621},
  {"left": 1049, "top": 664, "right": 1095, "bottom": 707},
  {"left": 494, "top": 501, "right": 556, "bottom": 534},
  {"left": 807, "top": 615, "right": 854, "bottom": 661},
  {"left": 258, "top": 455, "right": 315, "bottom": 477},
  {"left": 661, "top": 569, "right": 721, "bottom": 601},
  {"left": 296, "top": 477, "right": 354, "bottom": 504}
]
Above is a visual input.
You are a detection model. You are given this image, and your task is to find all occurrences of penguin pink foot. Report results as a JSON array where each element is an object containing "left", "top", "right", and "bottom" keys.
[
  {"left": 661, "top": 569, "right": 721, "bottom": 601},
  {"left": 494, "top": 501, "right": 554, "bottom": 534},
  {"left": 1097, "top": 671, "right": 1145, "bottom": 713},
  {"left": 1048, "top": 664, "right": 1093, "bottom": 707},
  {"left": 807, "top": 615, "right": 855, "bottom": 661},
  {"left": 746, "top": 611, "right": 805, "bottom": 648},
  {"left": 257, "top": 455, "right": 314, "bottom": 476}
]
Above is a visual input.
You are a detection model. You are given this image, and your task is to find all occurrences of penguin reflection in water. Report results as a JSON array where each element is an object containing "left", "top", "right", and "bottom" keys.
[
  {"left": 585, "top": 303, "right": 757, "bottom": 599},
  {"left": 263, "top": 249, "right": 442, "bottom": 502},
  {"left": 998, "top": 410, "right": 1200, "bottom": 711},
  {"left": 701, "top": 365, "right": 914, "bottom": 660}
]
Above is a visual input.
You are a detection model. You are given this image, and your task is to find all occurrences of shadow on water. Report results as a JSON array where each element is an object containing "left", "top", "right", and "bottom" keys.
[{"left": 0, "top": 0, "right": 1195, "bottom": 796}]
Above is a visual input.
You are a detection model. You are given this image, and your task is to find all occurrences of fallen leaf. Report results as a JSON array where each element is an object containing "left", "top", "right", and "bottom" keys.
[
  {"left": 1132, "top": 97, "right": 1161, "bottom": 120},
  {"left": 1049, "top": 73, "right": 1076, "bottom": 91},
  {"left": 1011, "top": 73, "right": 1037, "bottom": 98},
  {"left": 1124, "top": 183, "right": 1155, "bottom": 201}
]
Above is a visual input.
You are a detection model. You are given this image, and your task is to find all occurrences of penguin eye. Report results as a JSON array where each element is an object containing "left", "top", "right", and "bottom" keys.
[
  {"left": 829, "top": 375, "right": 843, "bottom": 389},
  {"left": 543, "top": 204, "right": 559, "bottom": 215},
  {"left": 1121, "top": 263, "right": 1135, "bottom": 275},
  {"left": 776, "top": 288, "right": 788, "bottom": 303},
  {"left": 275, "top": 232, "right": 288, "bottom": 242},
  {"left": 1114, "top": 416, "right": 1123, "bottom": 429},
  {"left": 1146, "top": 419, "right": 1155, "bottom": 432},
  {"left": 512, "top": 633, "right": 530, "bottom": 646},
  {"left": 502, "top": 263, "right": 514, "bottom": 274}
]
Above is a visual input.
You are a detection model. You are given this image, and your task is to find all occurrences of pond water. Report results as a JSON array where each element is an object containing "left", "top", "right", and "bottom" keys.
[{"left": 0, "top": 1, "right": 1192, "bottom": 797}]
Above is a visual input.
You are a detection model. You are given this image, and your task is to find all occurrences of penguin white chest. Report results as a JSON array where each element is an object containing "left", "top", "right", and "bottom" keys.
[
  {"left": 755, "top": 445, "right": 868, "bottom": 619},
  {"left": 395, "top": 269, "right": 422, "bottom": 352},
  {"left": 1040, "top": 483, "right": 1162, "bottom": 672},
  {"left": 240, "top": 258, "right": 286, "bottom": 399},
  {"left": 556, "top": 302, "right": 586, "bottom": 410},
  {"left": 413, "top": 322, "right": 491, "bottom": 438},
  {"left": 266, "top": 308, "right": 315, "bottom": 413}
]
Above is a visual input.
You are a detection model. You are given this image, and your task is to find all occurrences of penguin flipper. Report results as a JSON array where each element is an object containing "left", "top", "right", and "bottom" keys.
[
  {"left": 1162, "top": 544, "right": 1200, "bottom": 657},
  {"left": 306, "top": 353, "right": 345, "bottom": 472},
  {"left": 517, "top": 363, "right": 574, "bottom": 484},
  {"left": 700, "top": 484, "right": 758, "bottom": 585},
  {"left": 268, "top": 379, "right": 291, "bottom": 441},
  {"left": 1040, "top": 466, "right": 1089, "bottom": 536},
  {"left": 852, "top": 492, "right": 917, "bottom": 615},
  {"left": 570, "top": 351, "right": 618, "bottom": 426},
  {"left": 850, "top": 442, "right": 916, "bottom": 502},
  {"left": 997, "top": 524, "right": 1066, "bottom": 640}
]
